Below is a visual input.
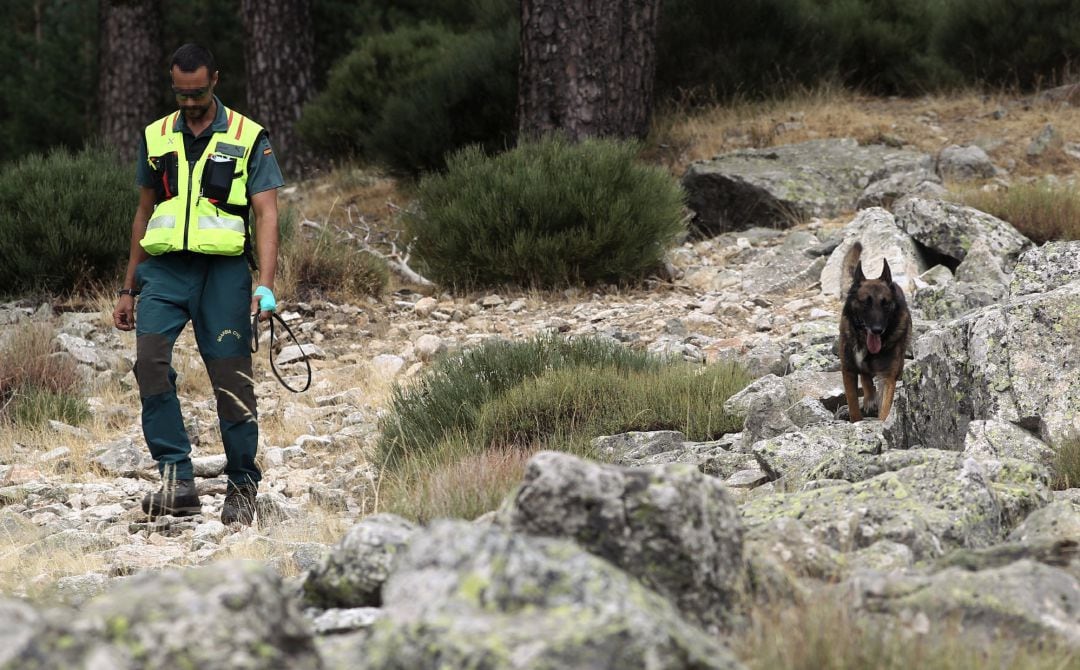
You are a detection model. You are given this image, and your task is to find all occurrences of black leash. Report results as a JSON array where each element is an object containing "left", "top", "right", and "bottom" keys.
[{"left": 251, "top": 312, "right": 312, "bottom": 393}]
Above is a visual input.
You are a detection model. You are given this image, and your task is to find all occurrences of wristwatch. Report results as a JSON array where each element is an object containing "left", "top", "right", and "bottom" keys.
[{"left": 117, "top": 288, "right": 139, "bottom": 297}]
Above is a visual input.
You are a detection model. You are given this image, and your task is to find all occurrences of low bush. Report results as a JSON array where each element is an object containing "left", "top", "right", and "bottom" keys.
[
  {"left": 0, "top": 145, "right": 132, "bottom": 297},
  {"left": 0, "top": 321, "right": 88, "bottom": 427},
  {"left": 369, "top": 24, "right": 518, "bottom": 175},
  {"left": 957, "top": 182, "right": 1080, "bottom": 243},
  {"left": 406, "top": 136, "right": 686, "bottom": 288}
]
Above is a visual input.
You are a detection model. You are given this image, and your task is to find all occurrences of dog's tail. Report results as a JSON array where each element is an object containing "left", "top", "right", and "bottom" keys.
[{"left": 841, "top": 241, "right": 863, "bottom": 297}]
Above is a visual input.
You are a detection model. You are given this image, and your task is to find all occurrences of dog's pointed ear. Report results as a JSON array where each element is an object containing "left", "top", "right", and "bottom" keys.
[
  {"left": 880, "top": 258, "right": 893, "bottom": 284},
  {"left": 853, "top": 261, "right": 866, "bottom": 284}
]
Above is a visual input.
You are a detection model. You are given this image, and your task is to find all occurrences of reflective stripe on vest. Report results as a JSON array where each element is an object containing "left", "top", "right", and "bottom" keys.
[
  {"left": 146, "top": 215, "right": 176, "bottom": 231},
  {"left": 198, "top": 215, "right": 245, "bottom": 233},
  {"left": 140, "top": 106, "right": 264, "bottom": 256}
]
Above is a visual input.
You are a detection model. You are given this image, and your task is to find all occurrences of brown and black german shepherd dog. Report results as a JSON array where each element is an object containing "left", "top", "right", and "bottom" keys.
[{"left": 839, "top": 242, "right": 912, "bottom": 422}]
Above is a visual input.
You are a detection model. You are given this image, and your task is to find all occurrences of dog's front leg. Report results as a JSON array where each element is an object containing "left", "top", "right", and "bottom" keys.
[
  {"left": 879, "top": 376, "right": 898, "bottom": 421},
  {"left": 860, "top": 374, "right": 878, "bottom": 416},
  {"left": 843, "top": 368, "right": 862, "bottom": 422}
]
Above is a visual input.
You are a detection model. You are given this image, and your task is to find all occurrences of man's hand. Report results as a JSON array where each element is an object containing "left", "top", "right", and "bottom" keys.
[
  {"left": 114, "top": 295, "right": 136, "bottom": 331},
  {"left": 252, "top": 285, "right": 276, "bottom": 322}
]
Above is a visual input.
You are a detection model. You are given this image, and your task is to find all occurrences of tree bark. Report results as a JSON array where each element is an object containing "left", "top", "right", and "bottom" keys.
[
  {"left": 240, "top": 0, "right": 315, "bottom": 178},
  {"left": 98, "top": 0, "right": 162, "bottom": 163},
  {"left": 518, "top": 0, "right": 662, "bottom": 142}
]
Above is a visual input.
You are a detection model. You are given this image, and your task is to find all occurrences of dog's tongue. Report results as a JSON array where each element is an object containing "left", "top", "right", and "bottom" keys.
[{"left": 866, "top": 331, "right": 882, "bottom": 354}]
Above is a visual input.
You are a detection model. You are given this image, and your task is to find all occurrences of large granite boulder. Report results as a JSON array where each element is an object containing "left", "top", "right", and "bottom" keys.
[
  {"left": 684, "top": 139, "right": 934, "bottom": 235},
  {"left": 850, "top": 560, "right": 1080, "bottom": 647},
  {"left": 820, "top": 208, "right": 929, "bottom": 299},
  {"left": 345, "top": 521, "right": 745, "bottom": 670},
  {"left": 2, "top": 562, "right": 320, "bottom": 670},
  {"left": 889, "top": 282, "right": 1080, "bottom": 450},
  {"left": 502, "top": 451, "right": 745, "bottom": 631},
  {"left": 741, "top": 453, "right": 1048, "bottom": 560},
  {"left": 1010, "top": 240, "right": 1080, "bottom": 296},
  {"left": 892, "top": 196, "right": 1031, "bottom": 264},
  {"left": 303, "top": 513, "right": 417, "bottom": 608}
]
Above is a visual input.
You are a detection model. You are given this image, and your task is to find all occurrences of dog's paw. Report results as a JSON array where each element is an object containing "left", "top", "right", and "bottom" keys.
[
  {"left": 861, "top": 398, "right": 879, "bottom": 417},
  {"left": 835, "top": 405, "right": 851, "bottom": 421}
]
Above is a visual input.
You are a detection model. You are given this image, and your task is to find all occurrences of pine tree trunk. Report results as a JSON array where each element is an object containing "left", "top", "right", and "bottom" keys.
[
  {"left": 98, "top": 0, "right": 162, "bottom": 163},
  {"left": 518, "top": 0, "right": 662, "bottom": 142},
  {"left": 240, "top": 0, "right": 314, "bottom": 178}
]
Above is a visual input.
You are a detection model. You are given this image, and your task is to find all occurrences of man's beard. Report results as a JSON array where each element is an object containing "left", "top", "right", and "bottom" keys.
[{"left": 183, "top": 103, "right": 211, "bottom": 121}]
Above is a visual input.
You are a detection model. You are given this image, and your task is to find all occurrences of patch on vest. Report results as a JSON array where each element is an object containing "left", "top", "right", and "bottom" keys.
[{"left": 215, "top": 142, "right": 246, "bottom": 158}]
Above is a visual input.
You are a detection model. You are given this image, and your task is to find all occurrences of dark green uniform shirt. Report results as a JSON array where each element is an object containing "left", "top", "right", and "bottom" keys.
[{"left": 134, "top": 96, "right": 284, "bottom": 195}]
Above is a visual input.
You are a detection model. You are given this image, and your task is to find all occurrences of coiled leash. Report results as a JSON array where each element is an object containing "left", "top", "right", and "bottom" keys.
[{"left": 250, "top": 286, "right": 312, "bottom": 393}]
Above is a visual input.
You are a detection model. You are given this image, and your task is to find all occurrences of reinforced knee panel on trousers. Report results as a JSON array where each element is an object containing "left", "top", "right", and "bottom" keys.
[{"left": 205, "top": 356, "right": 257, "bottom": 423}]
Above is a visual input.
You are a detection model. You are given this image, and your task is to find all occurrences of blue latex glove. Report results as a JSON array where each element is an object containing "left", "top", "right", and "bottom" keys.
[{"left": 253, "top": 285, "right": 277, "bottom": 313}]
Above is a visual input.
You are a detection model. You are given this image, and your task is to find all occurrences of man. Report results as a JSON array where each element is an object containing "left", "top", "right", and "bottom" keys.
[{"left": 112, "top": 43, "right": 284, "bottom": 526}]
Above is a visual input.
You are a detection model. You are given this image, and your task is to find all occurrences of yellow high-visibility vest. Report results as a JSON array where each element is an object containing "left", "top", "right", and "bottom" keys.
[{"left": 141, "top": 106, "right": 264, "bottom": 256}]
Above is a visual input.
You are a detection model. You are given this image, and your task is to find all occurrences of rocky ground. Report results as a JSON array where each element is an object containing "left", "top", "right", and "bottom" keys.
[{"left": 2, "top": 91, "right": 1080, "bottom": 668}]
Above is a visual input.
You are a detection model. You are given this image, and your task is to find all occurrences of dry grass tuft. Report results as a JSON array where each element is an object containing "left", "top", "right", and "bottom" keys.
[
  {"left": 955, "top": 181, "right": 1080, "bottom": 243},
  {"left": 0, "top": 320, "right": 88, "bottom": 427},
  {"left": 737, "top": 597, "right": 1076, "bottom": 670},
  {"left": 1050, "top": 435, "right": 1080, "bottom": 490},
  {"left": 377, "top": 436, "right": 534, "bottom": 523}
]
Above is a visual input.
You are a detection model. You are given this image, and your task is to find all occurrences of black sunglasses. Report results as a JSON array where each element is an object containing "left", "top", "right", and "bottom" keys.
[{"left": 172, "top": 86, "right": 210, "bottom": 100}]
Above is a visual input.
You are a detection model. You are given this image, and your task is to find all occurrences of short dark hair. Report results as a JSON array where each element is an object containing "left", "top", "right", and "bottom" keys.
[{"left": 170, "top": 43, "right": 216, "bottom": 75}]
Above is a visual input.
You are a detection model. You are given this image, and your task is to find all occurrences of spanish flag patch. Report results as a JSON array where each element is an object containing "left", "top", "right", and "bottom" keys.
[{"left": 263, "top": 147, "right": 273, "bottom": 156}]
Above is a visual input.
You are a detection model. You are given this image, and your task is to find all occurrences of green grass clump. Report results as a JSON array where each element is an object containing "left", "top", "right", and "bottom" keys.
[
  {"left": 475, "top": 363, "right": 748, "bottom": 453},
  {"left": 0, "top": 321, "right": 88, "bottom": 427},
  {"left": 957, "top": 182, "right": 1080, "bottom": 244},
  {"left": 406, "top": 136, "right": 687, "bottom": 289},
  {"left": 376, "top": 335, "right": 751, "bottom": 522},
  {"left": 378, "top": 334, "right": 663, "bottom": 466}
]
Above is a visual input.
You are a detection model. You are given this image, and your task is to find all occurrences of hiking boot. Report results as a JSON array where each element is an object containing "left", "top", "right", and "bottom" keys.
[
  {"left": 142, "top": 478, "right": 201, "bottom": 518},
  {"left": 222, "top": 482, "right": 258, "bottom": 526}
]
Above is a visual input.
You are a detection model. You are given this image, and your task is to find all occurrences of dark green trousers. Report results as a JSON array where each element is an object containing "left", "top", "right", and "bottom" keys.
[{"left": 135, "top": 252, "right": 260, "bottom": 487}]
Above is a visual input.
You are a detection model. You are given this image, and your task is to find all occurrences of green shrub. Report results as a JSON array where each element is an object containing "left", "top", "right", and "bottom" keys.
[
  {"left": 297, "top": 24, "right": 458, "bottom": 159},
  {"left": 378, "top": 335, "right": 664, "bottom": 466},
  {"left": 935, "top": 0, "right": 1080, "bottom": 89},
  {"left": 406, "top": 136, "right": 686, "bottom": 288},
  {"left": 0, "top": 145, "right": 132, "bottom": 297},
  {"left": 0, "top": 321, "right": 88, "bottom": 427},
  {"left": 956, "top": 182, "right": 1080, "bottom": 243},
  {"left": 369, "top": 25, "right": 518, "bottom": 175}
]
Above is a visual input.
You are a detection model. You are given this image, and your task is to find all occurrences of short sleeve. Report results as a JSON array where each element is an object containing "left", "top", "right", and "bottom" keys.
[{"left": 246, "top": 134, "right": 286, "bottom": 195}]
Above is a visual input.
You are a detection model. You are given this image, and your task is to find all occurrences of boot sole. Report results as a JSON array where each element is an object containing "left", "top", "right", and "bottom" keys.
[{"left": 142, "top": 504, "right": 202, "bottom": 518}]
